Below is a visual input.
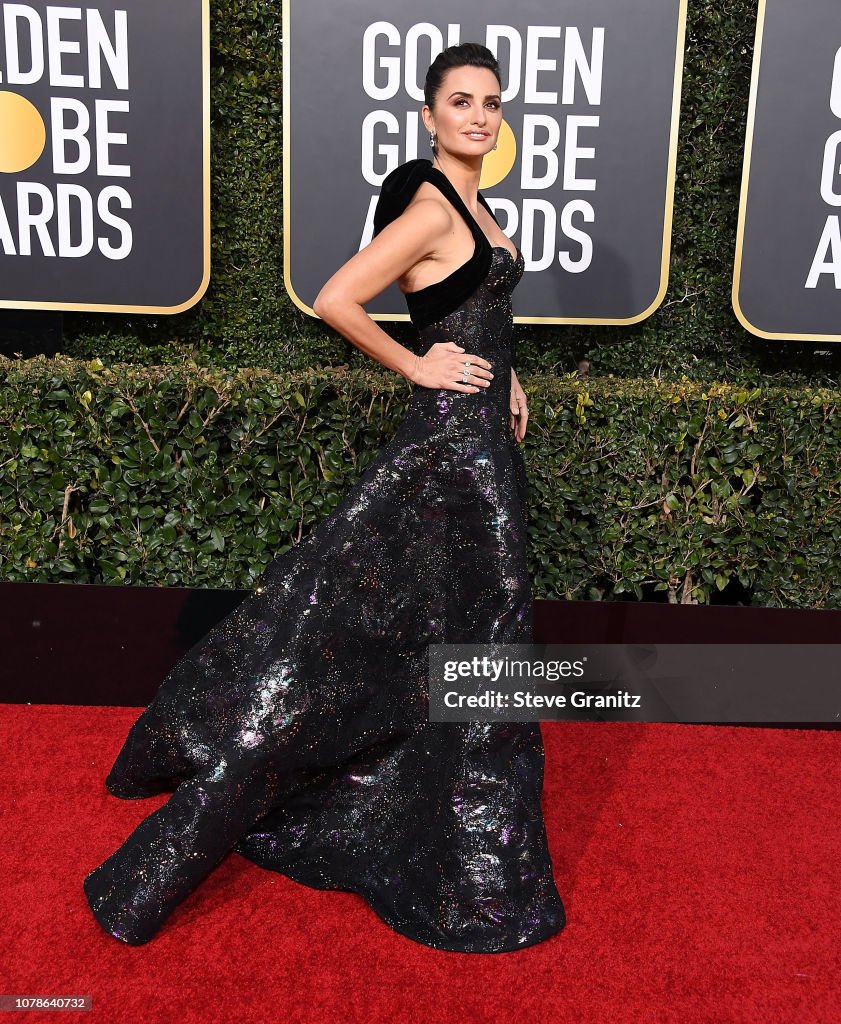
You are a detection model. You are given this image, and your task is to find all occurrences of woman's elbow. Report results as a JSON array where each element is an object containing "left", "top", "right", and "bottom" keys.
[
  {"left": 312, "top": 290, "right": 332, "bottom": 319},
  {"left": 314, "top": 290, "right": 360, "bottom": 325}
]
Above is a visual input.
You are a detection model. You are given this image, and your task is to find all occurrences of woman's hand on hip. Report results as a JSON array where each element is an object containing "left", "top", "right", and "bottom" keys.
[{"left": 412, "top": 343, "right": 494, "bottom": 393}]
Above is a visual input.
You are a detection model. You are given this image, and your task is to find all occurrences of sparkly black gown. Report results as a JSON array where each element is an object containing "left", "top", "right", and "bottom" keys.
[{"left": 83, "top": 158, "right": 566, "bottom": 953}]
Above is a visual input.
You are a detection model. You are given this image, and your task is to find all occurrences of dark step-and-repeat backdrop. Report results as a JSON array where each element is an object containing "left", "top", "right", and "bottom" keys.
[
  {"left": 2, "top": 0, "right": 840, "bottom": 338},
  {"left": 0, "top": 0, "right": 209, "bottom": 313}
]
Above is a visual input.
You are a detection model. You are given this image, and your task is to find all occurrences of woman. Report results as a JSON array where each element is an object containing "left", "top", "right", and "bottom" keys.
[{"left": 83, "top": 42, "right": 566, "bottom": 953}]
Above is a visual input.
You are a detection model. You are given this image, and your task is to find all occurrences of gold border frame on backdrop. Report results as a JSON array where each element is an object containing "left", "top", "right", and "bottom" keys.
[
  {"left": 284, "top": 1, "right": 688, "bottom": 326},
  {"left": 0, "top": 0, "right": 211, "bottom": 314},
  {"left": 732, "top": 0, "right": 841, "bottom": 342}
]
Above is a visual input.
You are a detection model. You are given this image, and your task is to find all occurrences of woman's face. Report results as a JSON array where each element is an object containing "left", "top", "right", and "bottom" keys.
[{"left": 424, "top": 64, "right": 503, "bottom": 159}]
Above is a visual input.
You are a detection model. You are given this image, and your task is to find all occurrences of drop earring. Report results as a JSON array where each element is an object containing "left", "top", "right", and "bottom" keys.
[{"left": 429, "top": 130, "right": 436, "bottom": 149}]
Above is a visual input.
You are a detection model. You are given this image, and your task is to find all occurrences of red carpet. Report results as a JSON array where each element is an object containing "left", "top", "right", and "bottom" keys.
[{"left": 1, "top": 704, "right": 839, "bottom": 1023}]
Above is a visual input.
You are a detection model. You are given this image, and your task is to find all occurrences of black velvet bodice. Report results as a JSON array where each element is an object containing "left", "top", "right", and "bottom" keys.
[{"left": 372, "top": 158, "right": 502, "bottom": 330}]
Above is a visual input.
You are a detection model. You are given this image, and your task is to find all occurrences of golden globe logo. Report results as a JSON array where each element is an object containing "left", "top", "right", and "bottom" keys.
[{"left": 0, "top": 4, "right": 131, "bottom": 258}]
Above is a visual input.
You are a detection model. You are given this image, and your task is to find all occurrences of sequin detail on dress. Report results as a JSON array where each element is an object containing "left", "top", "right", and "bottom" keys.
[{"left": 82, "top": 167, "right": 566, "bottom": 953}]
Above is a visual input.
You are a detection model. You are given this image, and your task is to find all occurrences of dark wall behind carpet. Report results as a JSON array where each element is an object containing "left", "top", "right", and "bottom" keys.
[{"left": 60, "top": 1, "right": 841, "bottom": 387}]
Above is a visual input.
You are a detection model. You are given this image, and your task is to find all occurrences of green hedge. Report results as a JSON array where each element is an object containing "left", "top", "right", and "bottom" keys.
[
  {"left": 3, "top": 355, "right": 839, "bottom": 608},
  {"left": 49, "top": 0, "right": 841, "bottom": 388}
]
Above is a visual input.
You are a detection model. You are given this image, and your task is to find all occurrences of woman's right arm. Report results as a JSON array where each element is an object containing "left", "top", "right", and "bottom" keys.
[{"left": 312, "top": 200, "right": 493, "bottom": 394}]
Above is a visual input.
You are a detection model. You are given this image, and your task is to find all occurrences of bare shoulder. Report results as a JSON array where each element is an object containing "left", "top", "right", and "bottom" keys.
[
  {"left": 314, "top": 180, "right": 455, "bottom": 312},
  {"left": 382, "top": 183, "right": 456, "bottom": 291},
  {"left": 400, "top": 182, "right": 456, "bottom": 235}
]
